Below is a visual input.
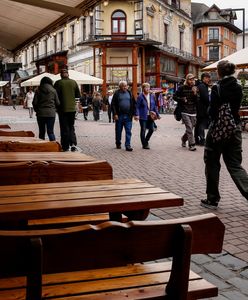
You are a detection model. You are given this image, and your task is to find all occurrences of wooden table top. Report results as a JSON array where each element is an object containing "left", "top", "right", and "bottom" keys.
[
  {"left": 0, "top": 179, "right": 183, "bottom": 222},
  {"left": 0, "top": 136, "right": 42, "bottom": 142},
  {"left": 0, "top": 152, "right": 97, "bottom": 162}
]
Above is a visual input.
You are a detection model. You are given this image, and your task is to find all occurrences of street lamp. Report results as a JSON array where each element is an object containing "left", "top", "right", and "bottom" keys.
[{"left": 230, "top": 8, "right": 245, "bottom": 49}]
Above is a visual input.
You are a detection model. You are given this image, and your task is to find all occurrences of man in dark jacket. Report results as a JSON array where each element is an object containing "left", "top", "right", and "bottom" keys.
[
  {"left": 111, "top": 81, "right": 136, "bottom": 151},
  {"left": 195, "top": 72, "right": 211, "bottom": 145}
]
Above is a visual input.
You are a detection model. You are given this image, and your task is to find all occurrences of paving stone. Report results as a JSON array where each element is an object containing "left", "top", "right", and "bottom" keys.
[
  {"left": 204, "top": 262, "right": 236, "bottom": 280},
  {"left": 191, "top": 254, "right": 213, "bottom": 265},
  {"left": 200, "top": 272, "right": 230, "bottom": 290},
  {"left": 216, "top": 254, "right": 248, "bottom": 271},
  {"left": 221, "top": 290, "right": 248, "bottom": 300},
  {"left": 227, "top": 277, "right": 248, "bottom": 295},
  {"left": 240, "top": 269, "right": 248, "bottom": 279}
]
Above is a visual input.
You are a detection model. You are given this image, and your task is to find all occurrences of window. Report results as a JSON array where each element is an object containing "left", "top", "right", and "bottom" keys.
[
  {"left": 224, "top": 28, "right": 229, "bottom": 39},
  {"left": 197, "top": 46, "right": 202, "bottom": 57},
  {"left": 111, "top": 10, "right": 126, "bottom": 35},
  {"left": 224, "top": 45, "right": 229, "bottom": 57},
  {"left": 197, "top": 29, "right": 202, "bottom": 39},
  {"left": 31, "top": 46, "right": 34, "bottom": 61},
  {"left": 82, "top": 18, "right": 86, "bottom": 41},
  {"left": 164, "top": 24, "right": 168, "bottom": 45},
  {"left": 54, "top": 34, "right": 57, "bottom": 52},
  {"left": 36, "top": 44, "right": 39, "bottom": 59},
  {"left": 44, "top": 39, "right": 48, "bottom": 56},
  {"left": 171, "top": 0, "right": 180, "bottom": 9},
  {"left": 209, "top": 28, "right": 219, "bottom": 41},
  {"left": 70, "top": 24, "right": 75, "bottom": 46},
  {"left": 179, "top": 31, "right": 184, "bottom": 50},
  {"left": 90, "top": 16, "right": 94, "bottom": 35},
  {"left": 209, "top": 46, "right": 219, "bottom": 61},
  {"left": 59, "top": 32, "right": 64, "bottom": 50}
]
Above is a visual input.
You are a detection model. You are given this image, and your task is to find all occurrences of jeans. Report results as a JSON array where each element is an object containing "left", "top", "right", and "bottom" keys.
[
  {"left": 115, "top": 114, "right": 132, "bottom": 147},
  {"left": 139, "top": 118, "right": 154, "bottom": 146},
  {"left": 204, "top": 124, "right": 248, "bottom": 203},
  {"left": 37, "top": 116, "right": 56, "bottom": 141},
  {"left": 58, "top": 112, "right": 77, "bottom": 151}
]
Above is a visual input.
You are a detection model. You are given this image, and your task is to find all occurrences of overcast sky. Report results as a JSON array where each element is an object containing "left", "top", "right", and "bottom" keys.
[{"left": 191, "top": 0, "right": 248, "bottom": 30}]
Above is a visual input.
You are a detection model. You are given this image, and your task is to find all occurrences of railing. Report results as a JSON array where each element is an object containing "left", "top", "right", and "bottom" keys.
[
  {"left": 206, "top": 35, "right": 224, "bottom": 44},
  {"left": 159, "top": 44, "right": 205, "bottom": 64},
  {"left": 78, "top": 34, "right": 145, "bottom": 43}
]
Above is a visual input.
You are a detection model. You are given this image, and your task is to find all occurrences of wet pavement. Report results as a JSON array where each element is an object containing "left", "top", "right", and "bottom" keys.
[{"left": 1, "top": 104, "right": 248, "bottom": 299}]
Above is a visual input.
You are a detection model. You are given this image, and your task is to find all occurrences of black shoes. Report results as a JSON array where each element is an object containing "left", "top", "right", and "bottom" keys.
[
  {"left": 126, "top": 146, "right": 133, "bottom": 152},
  {"left": 116, "top": 144, "right": 121, "bottom": 149},
  {"left": 200, "top": 199, "right": 218, "bottom": 210},
  {"left": 143, "top": 144, "right": 150, "bottom": 150},
  {"left": 71, "top": 145, "right": 78, "bottom": 152}
]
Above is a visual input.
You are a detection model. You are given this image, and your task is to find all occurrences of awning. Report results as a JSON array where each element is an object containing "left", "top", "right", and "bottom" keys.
[
  {"left": 0, "top": 81, "right": 9, "bottom": 87},
  {"left": 162, "top": 74, "right": 184, "bottom": 83}
]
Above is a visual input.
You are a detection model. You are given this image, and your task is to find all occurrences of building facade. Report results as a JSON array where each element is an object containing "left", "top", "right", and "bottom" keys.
[
  {"left": 15, "top": 0, "right": 204, "bottom": 97},
  {"left": 191, "top": 3, "right": 242, "bottom": 65}
]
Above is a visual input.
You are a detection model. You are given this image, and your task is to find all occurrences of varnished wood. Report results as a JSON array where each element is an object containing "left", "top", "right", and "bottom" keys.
[
  {"left": 0, "top": 141, "right": 62, "bottom": 152},
  {"left": 0, "top": 214, "right": 224, "bottom": 300},
  {"left": 0, "top": 124, "right": 11, "bottom": 129},
  {"left": 0, "top": 129, "right": 35, "bottom": 137},
  {"left": 0, "top": 179, "right": 183, "bottom": 223}
]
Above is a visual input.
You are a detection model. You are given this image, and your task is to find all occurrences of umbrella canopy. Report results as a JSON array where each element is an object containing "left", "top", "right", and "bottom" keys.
[
  {"left": 203, "top": 47, "right": 248, "bottom": 71},
  {"left": 0, "top": 81, "right": 9, "bottom": 87},
  {"left": 54, "top": 70, "right": 103, "bottom": 85},
  {"left": 21, "top": 73, "right": 57, "bottom": 87}
]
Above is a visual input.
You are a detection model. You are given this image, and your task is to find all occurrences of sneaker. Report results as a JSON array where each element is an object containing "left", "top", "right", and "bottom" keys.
[
  {"left": 200, "top": 199, "right": 218, "bottom": 210},
  {"left": 143, "top": 144, "right": 150, "bottom": 149},
  {"left": 181, "top": 141, "right": 186, "bottom": 147},
  {"left": 116, "top": 144, "right": 121, "bottom": 149},
  {"left": 71, "top": 145, "right": 78, "bottom": 152},
  {"left": 126, "top": 146, "right": 133, "bottom": 152},
  {"left": 189, "top": 145, "right": 196, "bottom": 151}
]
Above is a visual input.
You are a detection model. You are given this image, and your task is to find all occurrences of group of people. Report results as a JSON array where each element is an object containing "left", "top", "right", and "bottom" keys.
[{"left": 32, "top": 67, "right": 80, "bottom": 152}]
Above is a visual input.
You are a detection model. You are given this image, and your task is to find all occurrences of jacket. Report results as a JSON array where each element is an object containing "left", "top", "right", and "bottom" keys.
[
  {"left": 175, "top": 85, "right": 197, "bottom": 115},
  {"left": 32, "top": 84, "right": 60, "bottom": 117},
  {"left": 135, "top": 92, "right": 159, "bottom": 120},
  {"left": 209, "top": 76, "right": 242, "bottom": 124},
  {"left": 197, "top": 82, "right": 210, "bottom": 119},
  {"left": 111, "top": 89, "right": 136, "bottom": 118}
]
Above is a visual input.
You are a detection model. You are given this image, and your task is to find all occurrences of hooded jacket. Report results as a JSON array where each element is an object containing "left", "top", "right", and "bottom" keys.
[
  {"left": 209, "top": 76, "right": 243, "bottom": 124},
  {"left": 33, "top": 83, "right": 60, "bottom": 117}
]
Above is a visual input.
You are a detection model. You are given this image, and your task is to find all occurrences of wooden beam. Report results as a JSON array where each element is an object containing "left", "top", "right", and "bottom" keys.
[{"left": 9, "top": 0, "right": 82, "bottom": 17}]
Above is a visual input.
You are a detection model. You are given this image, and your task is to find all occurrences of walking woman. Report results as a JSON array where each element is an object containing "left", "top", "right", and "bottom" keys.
[
  {"left": 201, "top": 60, "right": 248, "bottom": 209},
  {"left": 175, "top": 73, "right": 198, "bottom": 151},
  {"left": 32, "top": 77, "right": 60, "bottom": 141},
  {"left": 92, "top": 92, "right": 102, "bottom": 121},
  {"left": 135, "top": 83, "right": 160, "bottom": 149}
]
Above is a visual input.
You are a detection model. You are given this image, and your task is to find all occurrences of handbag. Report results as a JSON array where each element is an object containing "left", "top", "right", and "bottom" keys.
[
  {"left": 149, "top": 111, "right": 158, "bottom": 121},
  {"left": 174, "top": 105, "right": 182, "bottom": 121},
  {"left": 210, "top": 84, "right": 236, "bottom": 143}
]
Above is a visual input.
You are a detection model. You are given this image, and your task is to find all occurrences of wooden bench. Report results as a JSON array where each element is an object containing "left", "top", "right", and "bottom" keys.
[
  {"left": 0, "top": 140, "right": 62, "bottom": 152},
  {"left": 0, "top": 160, "right": 113, "bottom": 185},
  {"left": 0, "top": 130, "right": 35, "bottom": 137},
  {"left": 0, "top": 124, "right": 11, "bottom": 129},
  {"left": 0, "top": 213, "right": 225, "bottom": 300}
]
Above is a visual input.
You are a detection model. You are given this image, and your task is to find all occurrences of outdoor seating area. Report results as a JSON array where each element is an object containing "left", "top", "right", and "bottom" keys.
[{"left": 0, "top": 123, "right": 225, "bottom": 299}]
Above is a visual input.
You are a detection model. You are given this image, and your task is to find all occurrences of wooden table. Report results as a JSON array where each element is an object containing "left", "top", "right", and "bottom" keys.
[
  {"left": 0, "top": 151, "right": 96, "bottom": 162},
  {"left": 0, "top": 178, "right": 183, "bottom": 224},
  {"left": 0, "top": 136, "right": 42, "bottom": 142}
]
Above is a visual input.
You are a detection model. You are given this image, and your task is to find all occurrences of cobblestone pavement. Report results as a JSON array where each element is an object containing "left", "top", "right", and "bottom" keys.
[{"left": 1, "top": 105, "right": 248, "bottom": 299}]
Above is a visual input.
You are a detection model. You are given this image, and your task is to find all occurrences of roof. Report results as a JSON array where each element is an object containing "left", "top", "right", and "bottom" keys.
[
  {"left": 191, "top": 2, "right": 242, "bottom": 34},
  {"left": 0, "top": 0, "right": 101, "bottom": 52}
]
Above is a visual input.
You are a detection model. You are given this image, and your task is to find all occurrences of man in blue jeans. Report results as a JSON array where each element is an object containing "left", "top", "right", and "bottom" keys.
[{"left": 111, "top": 81, "right": 136, "bottom": 151}]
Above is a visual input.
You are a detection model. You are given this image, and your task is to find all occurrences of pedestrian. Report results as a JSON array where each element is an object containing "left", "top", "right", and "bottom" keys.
[
  {"left": 134, "top": 82, "right": 160, "bottom": 149},
  {"left": 24, "top": 87, "right": 34, "bottom": 118},
  {"left": 201, "top": 60, "right": 248, "bottom": 209},
  {"left": 195, "top": 72, "right": 211, "bottom": 146},
  {"left": 111, "top": 80, "right": 136, "bottom": 151},
  {"left": 92, "top": 92, "right": 102, "bottom": 121},
  {"left": 175, "top": 73, "right": 198, "bottom": 151},
  {"left": 32, "top": 76, "right": 60, "bottom": 141},
  {"left": 104, "top": 90, "right": 114, "bottom": 123},
  {"left": 54, "top": 68, "right": 81, "bottom": 152},
  {"left": 80, "top": 92, "right": 89, "bottom": 120},
  {"left": 11, "top": 91, "right": 17, "bottom": 110}
]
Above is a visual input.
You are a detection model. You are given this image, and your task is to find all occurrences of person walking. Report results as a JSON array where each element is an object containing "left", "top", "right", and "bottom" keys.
[
  {"left": 175, "top": 73, "right": 198, "bottom": 151},
  {"left": 111, "top": 81, "right": 136, "bottom": 151},
  {"left": 24, "top": 87, "right": 34, "bottom": 118},
  {"left": 104, "top": 90, "right": 114, "bottom": 123},
  {"left": 32, "top": 76, "right": 60, "bottom": 141},
  {"left": 92, "top": 92, "right": 102, "bottom": 121},
  {"left": 54, "top": 68, "right": 81, "bottom": 152},
  {"left": 11, "top": 91, "right": 17, "bottom": 110},
  {"left": 134, "top": 82, "right": 160, "bottom": 149},
  {"left": 79, "top": 92, "right": 89, "bottom": 120},
  {"left": 195, "top": 72, "right": 211, "bottom": 146},
  {"left": 201, "top": 60, "right": 248, "bottom": 209}
]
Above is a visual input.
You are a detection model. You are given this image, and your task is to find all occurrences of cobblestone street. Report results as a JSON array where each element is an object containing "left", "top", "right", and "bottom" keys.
[{"left": 1, "top": 104, "right": 248, "bottom": 299}]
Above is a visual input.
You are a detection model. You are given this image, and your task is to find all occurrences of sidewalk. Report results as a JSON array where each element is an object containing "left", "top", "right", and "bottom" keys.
[{"left": 1, "top": 104, "right": 248, "bottom": 299}]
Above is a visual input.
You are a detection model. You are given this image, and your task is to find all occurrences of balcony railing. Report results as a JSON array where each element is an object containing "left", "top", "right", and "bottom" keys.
[
  {"left": 78, "top": 34, "right": 145, "bottom": 44},
  {"left": 159, "top": 44, "right": 205, "bottom": 64},
  {"left": 206, "top": 35, "right": 224, "bottom": 44}
]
